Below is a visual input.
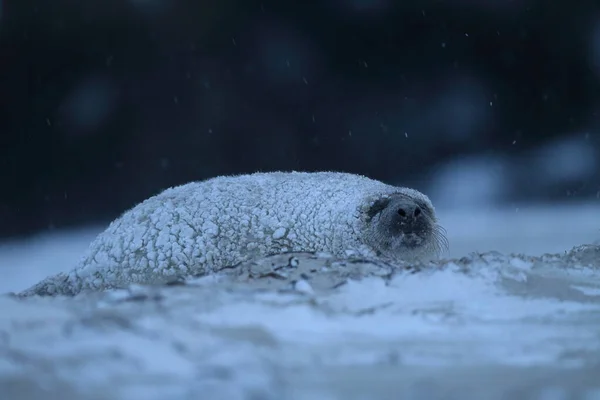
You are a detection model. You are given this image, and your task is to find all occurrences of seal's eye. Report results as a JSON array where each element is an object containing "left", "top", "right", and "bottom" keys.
[
  {"left": 397, "top": 208, "right": 407, "bottom": 217},
  {"left": 414, "top": 207, "right": 421, "bottom": 217}
]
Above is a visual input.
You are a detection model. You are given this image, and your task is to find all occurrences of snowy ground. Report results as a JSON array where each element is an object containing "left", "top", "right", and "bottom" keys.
[{"left": 1, "top": 203, "right": 599, "bottom": 399}]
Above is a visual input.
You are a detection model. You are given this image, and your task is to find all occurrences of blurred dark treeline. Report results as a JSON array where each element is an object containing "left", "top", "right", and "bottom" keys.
[{"left": 1, "top": 0, "right": 599, "bottom": 239}]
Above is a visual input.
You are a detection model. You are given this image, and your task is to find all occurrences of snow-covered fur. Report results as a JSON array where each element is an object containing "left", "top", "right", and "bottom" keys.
[{"left": 20, "top": 171, "right": 445, "bottom": 296}]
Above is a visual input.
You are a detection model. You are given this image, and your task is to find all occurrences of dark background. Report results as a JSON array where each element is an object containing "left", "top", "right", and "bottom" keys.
[{"left": 1, "top": 0, "right": 599, "bottom": 240}]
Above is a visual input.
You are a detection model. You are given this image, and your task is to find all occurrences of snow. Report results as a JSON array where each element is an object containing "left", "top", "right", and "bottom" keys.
[
  {"left": 0, "top": 227, "right": 99, "bottom": 294},
  {"left": 437, "top": 202, "right": 600, "bottom": 257},
  {"left": 532, "top": 136, "right": 597, "bottom": 184},
  {"left": 429, "top": 155, "right": 510, "bottom": 208},
  {"left": 1, "top": 203, "right": 600, "bottom": 399}
]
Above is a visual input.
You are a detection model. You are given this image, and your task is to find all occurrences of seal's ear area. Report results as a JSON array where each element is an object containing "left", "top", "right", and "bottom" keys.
[{"left": 364, "top": 196, "right": 391, "bottom": 221}]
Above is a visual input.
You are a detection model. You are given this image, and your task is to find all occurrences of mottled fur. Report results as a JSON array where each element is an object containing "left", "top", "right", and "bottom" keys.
[{"left": 20, "top": 171, "right": 445, "bottom": 296}]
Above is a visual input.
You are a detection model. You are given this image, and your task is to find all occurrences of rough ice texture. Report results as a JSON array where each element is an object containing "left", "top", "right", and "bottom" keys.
[
  {"left": 3, "top": 245, "right": 600, "bottom": 400},
  {"left": 20, "top": 171, "right": 435, "bottom": 297}
]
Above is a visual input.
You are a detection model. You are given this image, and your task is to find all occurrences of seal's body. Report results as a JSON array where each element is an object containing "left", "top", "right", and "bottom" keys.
[{"left": 20, "top": 171, "right": 446, "bottom": 296}]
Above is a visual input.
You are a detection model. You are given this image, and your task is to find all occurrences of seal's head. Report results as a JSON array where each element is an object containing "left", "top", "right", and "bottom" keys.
[{"left": 363, "top": 192, "right": 448, "bottom": 260}]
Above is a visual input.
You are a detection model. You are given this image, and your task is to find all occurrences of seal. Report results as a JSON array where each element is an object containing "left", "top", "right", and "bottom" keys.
[{"left": 19, "top": 171, "right": 447, "bottom": 296}]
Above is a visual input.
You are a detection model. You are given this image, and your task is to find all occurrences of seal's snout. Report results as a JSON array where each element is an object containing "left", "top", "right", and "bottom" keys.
[
  {"left": 365, "top": 191, "right": 446, "bottom": 259},
  {"left": 397, "top": 204, "right": 421, "bottom": 219},
  {"left": 395, "top": 204, "right": 427, "bottom": 235}
]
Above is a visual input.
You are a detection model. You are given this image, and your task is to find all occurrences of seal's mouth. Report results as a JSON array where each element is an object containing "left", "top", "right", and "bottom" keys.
[
  {"left": 401, "top": 232, "right": 427, "bottom": 248},
  {"left": 415, "top": 224, "right": 449, "bottom": 255},
  {"left": 396, "top": 223, "right": 449, "bottom": 257}
]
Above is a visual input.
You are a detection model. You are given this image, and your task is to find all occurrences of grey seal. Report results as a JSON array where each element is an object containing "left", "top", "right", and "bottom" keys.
[{"left": 20, "top": 171, "right": 447, "bottom": 296}]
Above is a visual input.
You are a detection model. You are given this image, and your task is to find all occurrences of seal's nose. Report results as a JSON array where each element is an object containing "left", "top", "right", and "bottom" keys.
[
  {"left": 397, "top": 205, "right": 421, "bottom": 219},
  {"left": 396, "top": 205, "right": 424, "bottom": 233}
]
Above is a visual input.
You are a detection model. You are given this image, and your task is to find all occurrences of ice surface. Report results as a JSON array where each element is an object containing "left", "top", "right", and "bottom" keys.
[
  {"left": 437, "top": 203, "right": 600, "bottom": 258},
  {"left": 1, "top": 205, "right": 599, "bottom": 399},
  {"left": 0, "top": 227, "right": 99, "bottom": 294}
]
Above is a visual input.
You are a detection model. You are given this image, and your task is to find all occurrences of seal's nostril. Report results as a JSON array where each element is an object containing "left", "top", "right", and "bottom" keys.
[
  {"left": 397, "top": 208, "right": 407, "bottom": 217},
  {"left": 413, "top": 207, "right": 421, "bottom": 217}
]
